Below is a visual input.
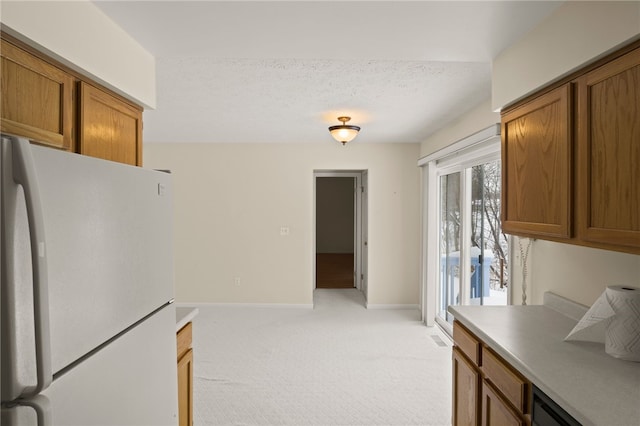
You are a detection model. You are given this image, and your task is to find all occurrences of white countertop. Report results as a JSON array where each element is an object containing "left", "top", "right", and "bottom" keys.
[
  {"left": 175, "top": 306, "right": 199, "bottom": 332},
  {"left": 449, "top": 305, "right": 640, "bottom": 426}
]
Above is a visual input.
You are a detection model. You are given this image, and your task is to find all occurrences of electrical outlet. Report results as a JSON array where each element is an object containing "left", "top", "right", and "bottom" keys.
[
  {"left": 234, "top": 277, "right": 241, "bottom": 286},
  {"left": 280, "top": 226, "right": 290, "bottom": 236}
]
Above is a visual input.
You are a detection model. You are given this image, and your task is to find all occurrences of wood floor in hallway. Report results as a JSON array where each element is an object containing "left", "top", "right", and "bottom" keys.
[{"left": 315, "top": 253, "right": 354, "bottom": 288}]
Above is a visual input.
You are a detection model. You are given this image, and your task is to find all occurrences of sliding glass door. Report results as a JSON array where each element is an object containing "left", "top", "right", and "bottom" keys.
[{"left": 437, "top": 158, "right": 508, "bottom": 324}]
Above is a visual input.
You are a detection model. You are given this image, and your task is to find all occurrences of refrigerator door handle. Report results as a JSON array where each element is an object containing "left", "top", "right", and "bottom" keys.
[
  {"left": 14, "top": 395, "right": 52, "bottom": 426},
  {"left": 11, "top": 137, "right": 53, "bottom": 397},
  {"left": 24, "top": 395, "right": 52, "bottom": 426}
]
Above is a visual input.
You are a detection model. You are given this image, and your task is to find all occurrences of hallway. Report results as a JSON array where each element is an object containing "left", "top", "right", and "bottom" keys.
[{"left": 316, "top": 253, "right": 354, "bottom": 288}]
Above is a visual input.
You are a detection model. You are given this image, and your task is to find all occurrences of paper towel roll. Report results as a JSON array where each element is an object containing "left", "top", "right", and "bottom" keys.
[
  {"left": 564, "top": 286, "right": 640, "bottom": 362},
  {"left": 604, "top": 286, "right": 640, "bottom": 361}
]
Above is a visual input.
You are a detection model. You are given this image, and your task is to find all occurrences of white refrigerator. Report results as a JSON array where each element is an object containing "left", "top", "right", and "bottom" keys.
[{"left": 1, "top": 135, "right": 179, "bottom": 425}]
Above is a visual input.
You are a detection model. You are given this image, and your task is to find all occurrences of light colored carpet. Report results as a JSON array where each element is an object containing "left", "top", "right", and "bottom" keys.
[{"left": 191, "top": 289, "right": 452, "bottom": 426}]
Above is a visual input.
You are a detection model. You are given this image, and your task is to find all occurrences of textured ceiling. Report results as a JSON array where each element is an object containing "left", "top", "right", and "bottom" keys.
[{"left": 93, "top": 1, "right": 562, "bottom": 144}]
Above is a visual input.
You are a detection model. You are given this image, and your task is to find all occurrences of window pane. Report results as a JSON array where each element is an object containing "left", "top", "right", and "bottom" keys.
[
  {"left": 439, "top": 172, "right": 461, "bottom": 322},
  {"left": 470, "top": 161, "right": 508, "bottom": 306}
]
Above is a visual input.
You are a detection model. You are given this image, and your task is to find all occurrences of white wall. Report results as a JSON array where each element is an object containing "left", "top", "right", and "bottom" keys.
[
  {"left": 144, "top": 142, "right": 421, "bottom": 306},
  {"left": 0, "top": 0, "right": 156, "bottom": 108},
  {"left": 493, "top": 1, "right": 640, "bottom": 110}
]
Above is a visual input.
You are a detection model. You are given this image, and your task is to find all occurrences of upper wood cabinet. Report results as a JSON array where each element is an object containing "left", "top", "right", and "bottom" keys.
[
  {"left": 575, "top": 48, "right": 640, "bottom": 249},
  {"left": 79, "top": 82, "right": 142, "bottom": 166},
  {"left": 501, "top": 42, "right": 640, "bottom": 254},
  {"left": 501, "top": 84, "right": 572, "bottom": 239},
  {"left": 0, "top": 35, "right": 144, "bottom": 167},
  {"left": 0, "top": 39, "right": 75, "bottom": 151}
]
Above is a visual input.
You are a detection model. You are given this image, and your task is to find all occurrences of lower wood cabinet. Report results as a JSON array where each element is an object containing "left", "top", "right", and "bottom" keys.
[
  {"left": 177, "top": 322, "right": 194, "bottom": 426},
  {"left": 452, "top": 321, "right": 531, "bottom": 426},
  {"left": 481, "top": 380, "right": 525, "bottom": 426},
  {"left": 453, "top": 347, "right": 481, "bottom": 425}
]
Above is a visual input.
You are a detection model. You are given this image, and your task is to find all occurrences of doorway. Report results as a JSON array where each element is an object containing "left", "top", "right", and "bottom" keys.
[
  {"left": 316, "top": 176, "right": 354, "bottom": 288},
  {"left": 314, "top": 171, "right": 368, "bottom": 299}
]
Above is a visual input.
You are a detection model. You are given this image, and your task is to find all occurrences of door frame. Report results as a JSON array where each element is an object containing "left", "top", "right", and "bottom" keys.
[{"left": 313, "top": 170, "right": 368, "bottom": 300}]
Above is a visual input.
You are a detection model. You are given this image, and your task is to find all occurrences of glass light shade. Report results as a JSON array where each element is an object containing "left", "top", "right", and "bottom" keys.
[{"left": 329, "top": 125, "right": 360, "bottom": 144}]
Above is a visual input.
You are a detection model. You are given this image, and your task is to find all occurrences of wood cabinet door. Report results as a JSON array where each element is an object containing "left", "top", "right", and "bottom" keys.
[
  {"left": 481, "top": 380, "right": 524, "bottom": 426},
  {"left": 177, "top": 322, "right": 193, "bottom": 359},
  {"left": 79, "top": 82, "right": 142, "bottom": 166},
  {"left": 0, "top": 39, "right": 75, "bottom": 150},
  {"left": 177, "top": 348, "right": 194, "bottom": 426},
  {"left": 453, "top": 347, "right": 480, "bottom": 426},
  {"left": 576, "top": 47, "right": 640, "bottom": 249},
  {"left": 501, "top": 84, "right": 572, "bottom": 239}
]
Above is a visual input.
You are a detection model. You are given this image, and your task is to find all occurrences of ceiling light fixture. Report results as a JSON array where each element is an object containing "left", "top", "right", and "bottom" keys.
[{"left": 328, "top": 116, "right": 360, "bottom": 145}]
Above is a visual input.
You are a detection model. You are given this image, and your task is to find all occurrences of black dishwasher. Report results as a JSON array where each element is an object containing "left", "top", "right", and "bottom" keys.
[{"left": 532, "top": 385, "right": 582, "bottom": 426}]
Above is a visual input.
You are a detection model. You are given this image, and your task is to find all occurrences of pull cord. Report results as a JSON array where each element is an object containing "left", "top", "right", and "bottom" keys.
[{"left": 518, "top": 238, "right": 533, "bottom": 305}]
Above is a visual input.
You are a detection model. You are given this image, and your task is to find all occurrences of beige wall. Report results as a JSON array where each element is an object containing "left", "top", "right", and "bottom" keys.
[
  {"left": 492, "top": 1, "right": 640, "bottom": 110},
  {"left": 0, "top": 0, "right": 156, "bottom": 108},
  {"left": 511, "top": 239, "right": 640, "bottom": 307},
  {"left": 420, "top": 99, "right": 500, "bottom": 157},
  {"left": 144, "top": 142, "right": 421, "bottom": 306}
]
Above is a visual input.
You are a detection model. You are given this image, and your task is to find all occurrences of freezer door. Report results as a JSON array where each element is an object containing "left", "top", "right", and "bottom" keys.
[
  {"left": 1, "top": 304, "right": 179, "bottom": 426},
  {"left": 1, "top": 137, "right": 175, "bottom": 395}
]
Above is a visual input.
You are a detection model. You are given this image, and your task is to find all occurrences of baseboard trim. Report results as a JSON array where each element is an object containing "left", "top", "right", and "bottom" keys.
[
  {"left": 175, "top": 302, "right": 314, "bottom": 309},
  {"left": 366, "top": 303, "right": 420, "bottom": 310}
]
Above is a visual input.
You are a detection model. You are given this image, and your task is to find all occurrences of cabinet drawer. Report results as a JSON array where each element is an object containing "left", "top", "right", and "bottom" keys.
[
  {"left": 453, "top": 321, "right": 481, "bottom": 366},
  {"left": 177, "top": 322, "right": 192, "bottom": 359},
  {"left": 482, "top": 346, "right": 529, "bottom": 414}
]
